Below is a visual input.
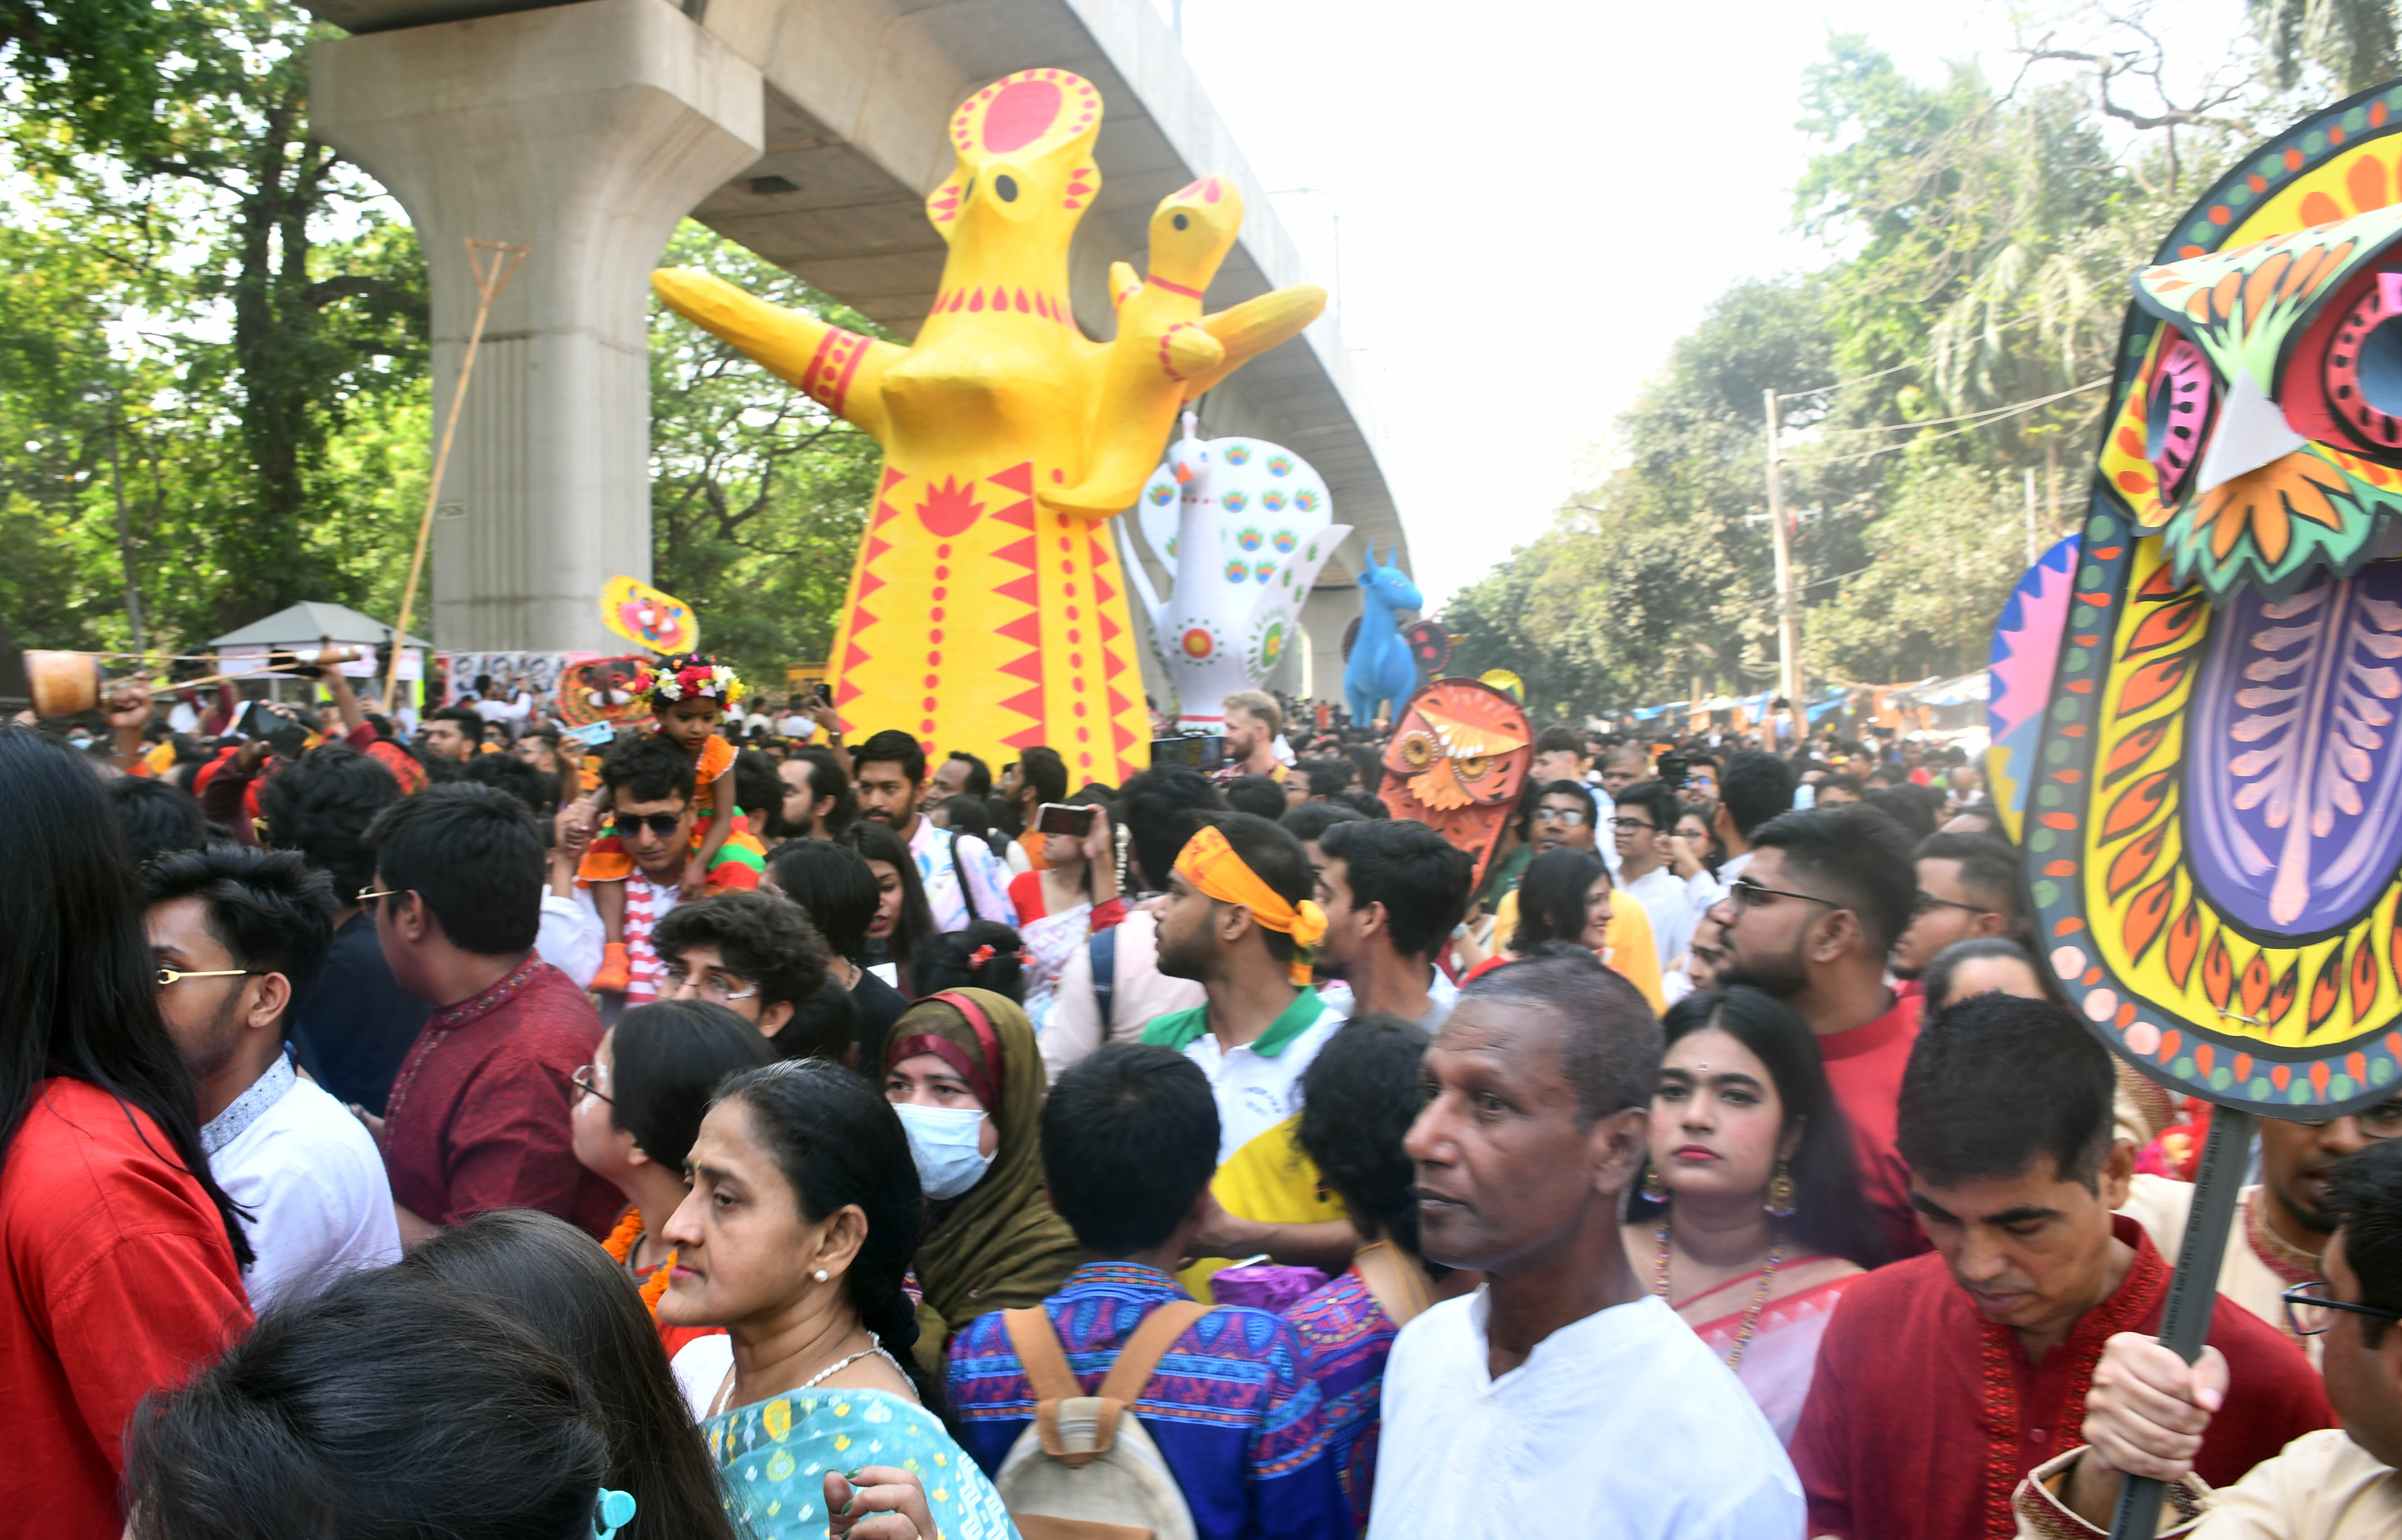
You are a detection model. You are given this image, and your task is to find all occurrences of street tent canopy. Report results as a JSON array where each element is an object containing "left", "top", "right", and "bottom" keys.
[{"left": 206, "top": 602, "right": 430, "bottom": 652}]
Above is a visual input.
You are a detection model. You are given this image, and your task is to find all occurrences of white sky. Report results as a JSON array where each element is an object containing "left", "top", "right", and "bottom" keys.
[{"left": 1170, "top": 0, "right": 2250, "bottom": 611}]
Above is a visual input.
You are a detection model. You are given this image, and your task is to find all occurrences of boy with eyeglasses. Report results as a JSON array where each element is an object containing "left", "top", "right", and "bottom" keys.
[{"left": 649, "top": 891, "right": 832, "bottom": 1048}]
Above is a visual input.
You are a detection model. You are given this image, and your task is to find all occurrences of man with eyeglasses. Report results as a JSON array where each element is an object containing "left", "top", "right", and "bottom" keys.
[
  {"left": 546, "top": 734, "right": 701, "bottom": 1018},
  {"left": 1887, "top": 832, "right": 2022, "bottom": 985},
  {"left": 1709, "top": 802, "right": 1929, "bottom": 1259},
  {"left": 649, "top": 891, "right": 832, "bottom": 1051},
  {"left": 2012, "top": 1137, "right": 2402, "bottom": 1535},
  {"left": 1608, "top": 778, "right": 1702, "bottom": 968},
  {"left": 142, "top": 846, "right": 400, "bottom": 1309}
]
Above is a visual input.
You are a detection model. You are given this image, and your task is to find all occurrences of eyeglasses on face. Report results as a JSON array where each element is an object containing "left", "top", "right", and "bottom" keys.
[
  {"left": 571, "top": 1063, "right": 614, "bottom": 1106},
  {"left": 357, "top": 885, "right": 402, "bottom": 906},
  {"left": 1911, "top": 890, "right": 1990, "bottom": 919},
  {"left": 611, "top": 812, "right": 689, "bottom": 839},
  {"left": 155, "top": 967, "right": 263, "bottom": 989},
  {"left": 1532, "top": 806, "right": 1591, "bottom": 826},
  {"left": 659, "top": 966, "right": 760, "bottom": 1004},
  {"left": 1724, "top": 878, "right": 1841, "bottom": 913},
  {"left": 1608, "top": 817, "right": 1658, "bottom": 833},
  {"left": 2283, "top": 1279, "right": 2402, "bottom": 1337}
]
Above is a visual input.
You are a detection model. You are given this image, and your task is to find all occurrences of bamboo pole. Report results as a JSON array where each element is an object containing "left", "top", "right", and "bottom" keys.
[{"left": 383, "top": 238, "right": 530, "bottom": 712}]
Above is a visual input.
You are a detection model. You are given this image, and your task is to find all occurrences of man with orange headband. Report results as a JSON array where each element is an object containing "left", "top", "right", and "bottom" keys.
[{"left": 1144, "top": 814, "right": 1358, "bottom": 1291}]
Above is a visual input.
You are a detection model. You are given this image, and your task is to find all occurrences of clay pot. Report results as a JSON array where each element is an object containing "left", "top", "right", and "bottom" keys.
[{"left": 24, "top": 651, "right": 103, "bottom": 717}]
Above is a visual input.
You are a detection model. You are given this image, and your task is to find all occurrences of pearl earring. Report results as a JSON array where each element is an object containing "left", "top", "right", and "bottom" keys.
[{"left": 812, "top": 1268, "right": 829, "bottom": 1283}]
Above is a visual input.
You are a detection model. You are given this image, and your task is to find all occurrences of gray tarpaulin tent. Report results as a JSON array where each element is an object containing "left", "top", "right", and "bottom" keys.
[{"left": 206, "top": 602, "right": 429, "bottom": 652}]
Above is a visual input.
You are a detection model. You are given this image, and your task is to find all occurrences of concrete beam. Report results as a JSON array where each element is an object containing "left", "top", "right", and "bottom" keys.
[{"left": 312, "top": 0, "right": 763, "bottom": 650}]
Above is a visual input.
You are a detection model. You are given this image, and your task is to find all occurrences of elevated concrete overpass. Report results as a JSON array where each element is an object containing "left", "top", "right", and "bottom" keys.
[{"left": 307, "top": 0, "right": 1405, "bottom": 705}]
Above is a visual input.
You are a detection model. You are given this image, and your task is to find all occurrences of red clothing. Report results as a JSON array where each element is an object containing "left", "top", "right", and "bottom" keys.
[
  {"left": 1819, "top": 992, "right": 1926, "bottom": 1260},
  {"left": 1006, "top": 870, "right": 1127, "bottom": 930},
  {"left": 382, "top": 956, "right": 620, "bottom": 1239},
  {"left": 1792, "top": 1215, "right": 2333, "bottom": 1540},
  {"left": 2, "top": 1080, "right": 251, "bottom": 1536}
]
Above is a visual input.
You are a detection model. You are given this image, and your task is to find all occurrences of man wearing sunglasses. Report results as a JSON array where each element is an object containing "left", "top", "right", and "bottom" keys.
[
  {"left": 1886, "top": 832, "right": 2022, "bottom": 984},
  {"left": 142, "top": 846, "right": 400, "bottom": 1310},
  {"left": 547, "top": 734, "right": 699, "bottom": 1019},
  {"left": 2017, "top": 1137, "right": 2402, "bottom": 1534}
]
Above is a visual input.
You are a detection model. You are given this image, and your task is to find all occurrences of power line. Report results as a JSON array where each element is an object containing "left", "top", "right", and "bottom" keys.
[{"left": 1800, "top": 377, "right": 2109, "bottom": 466}]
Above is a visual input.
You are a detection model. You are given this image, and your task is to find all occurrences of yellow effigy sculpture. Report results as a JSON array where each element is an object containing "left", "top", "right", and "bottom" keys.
[{"left": 652, "top": 69, "right": 1325, "bottom": 781}]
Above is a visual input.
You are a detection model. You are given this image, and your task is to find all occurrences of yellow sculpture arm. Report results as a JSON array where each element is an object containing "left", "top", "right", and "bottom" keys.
[
  {"left": 1178, "top": 284, "right": 1327, "bottom": 401},
  {"left": 652, "top": 268, "right": 902, "bottom": 442}
]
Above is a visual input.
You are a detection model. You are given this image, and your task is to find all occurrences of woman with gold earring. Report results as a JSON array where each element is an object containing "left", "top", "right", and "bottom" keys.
[{"left": 1623, "top": 986, "right": 1888, "bottom": 1443}]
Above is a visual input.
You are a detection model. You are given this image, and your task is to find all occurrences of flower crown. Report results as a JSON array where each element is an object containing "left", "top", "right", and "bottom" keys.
[{"left": 631, "top": 653, "right": 745, "bottom": 707}]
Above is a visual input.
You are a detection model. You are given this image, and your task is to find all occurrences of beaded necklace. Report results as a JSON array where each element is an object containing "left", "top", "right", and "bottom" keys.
[{"left": 1653, "top": 1219, "right": 1784, "bottom": 1370}]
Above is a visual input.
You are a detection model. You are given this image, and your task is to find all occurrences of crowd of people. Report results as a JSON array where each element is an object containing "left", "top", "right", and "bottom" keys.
[{"left": 11, "top": 657, "right": 2402, "bottom": 1540}]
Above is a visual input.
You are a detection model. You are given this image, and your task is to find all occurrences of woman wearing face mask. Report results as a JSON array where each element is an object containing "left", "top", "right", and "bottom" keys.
[{"left": 881, "top": 989, "right": 1078, "bottom": 1373}]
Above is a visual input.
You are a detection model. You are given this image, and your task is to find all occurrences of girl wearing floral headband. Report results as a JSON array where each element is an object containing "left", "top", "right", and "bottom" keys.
[{"left": 576, "top": 654, "right": 766, "bottom": 994}]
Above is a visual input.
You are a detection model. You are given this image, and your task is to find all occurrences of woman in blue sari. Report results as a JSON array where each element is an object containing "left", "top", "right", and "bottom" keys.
[{"left": 658, "top": 1058, "right": 1019, "bottom": 1540}]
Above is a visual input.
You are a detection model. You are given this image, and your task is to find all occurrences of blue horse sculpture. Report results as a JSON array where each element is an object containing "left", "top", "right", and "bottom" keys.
[{"left": 1343, "top": 542, "right": 1423, "bottom": 726}]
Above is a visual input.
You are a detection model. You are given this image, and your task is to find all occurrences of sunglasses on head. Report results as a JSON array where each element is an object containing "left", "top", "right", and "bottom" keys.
[{"left": 611, "top": 812, "right": 688, "bottom": 839}]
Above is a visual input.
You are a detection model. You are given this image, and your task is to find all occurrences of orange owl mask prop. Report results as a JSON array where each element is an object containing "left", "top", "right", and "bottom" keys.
[{"left": 1375, "top": 678, "right": 1532, "bottom": 887}]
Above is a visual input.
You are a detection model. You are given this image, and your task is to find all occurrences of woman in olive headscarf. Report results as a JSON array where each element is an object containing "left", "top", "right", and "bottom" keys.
[{"left": 880, "top": 988, "right": 1080, "bottom": 1370}]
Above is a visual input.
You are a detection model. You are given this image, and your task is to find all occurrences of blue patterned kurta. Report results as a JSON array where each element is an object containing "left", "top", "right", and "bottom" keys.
[
  {"left": 703, "top": 1387, "right": 1018, "bottom": 1540},
  {"left": 1281, "top": 1269, "right": 1398, "bottom": 1538},
  {"left": 948, "top": 1261, "right": 1347, "bottom": 1540}
]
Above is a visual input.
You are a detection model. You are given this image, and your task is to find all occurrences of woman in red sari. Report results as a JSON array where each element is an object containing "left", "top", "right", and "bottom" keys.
[{"left": 1623, "top": 985, "right": 1889, "bottom": 1442}]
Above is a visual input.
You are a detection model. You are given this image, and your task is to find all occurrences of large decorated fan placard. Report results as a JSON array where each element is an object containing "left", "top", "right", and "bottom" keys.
[
  {"left": 2029, "top": 82, "right": 2402, "bottom": 1114},
  {"left": 1376, "top": 678, "right": 1532, "bottom": 887}
]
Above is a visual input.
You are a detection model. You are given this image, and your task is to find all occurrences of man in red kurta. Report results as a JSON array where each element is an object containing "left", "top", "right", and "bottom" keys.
[
  {"left": 1792, "top": 993, "right": 2332, "bottom": 1539},
  {"left": 365, "top": 785, "right": 619, "bottom": 1241},
  {"left": 1709, "top": 803, "right": 1927, "bottom": 1260}
]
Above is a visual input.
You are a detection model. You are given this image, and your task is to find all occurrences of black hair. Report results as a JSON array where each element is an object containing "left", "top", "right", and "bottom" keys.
[
  {"left": 111, "top": 776, "right": 215, "bottom": 865},
  {"left": 1921, "top": 937, "right": 2057, "bottom": 1013},
  {"left": 1281, "top": 801, "right": 1365, "bottom": 845},
  {"left": 852, "top": 729, "right": 927, "bottom": 785},
  {"left": 1343, "top": 743, "right": 1382, "bottom": 795},
  {"left": 396, "top": 1211, "right": 738, "bottom": 1540},
  {"left": 839, "top": 820, "right": 936, "bottom": 987},
  {"left": 1016, "top": 746, "right": 1069, "bottom": 807},
  {"left": 1297, "top": 1015, "right": 1431, "bottom": 1255},
  {"left": 1201, "top": 811, "right": 1314, "bottom": 968},
  {"left": 732, "top": 749, "right": 781, "bottom": 827},
  {"left": 1897, "top": 991, "right": 2113, "bottom": 1192},
  {"left": 1862, "top": 784, "right": 1939, "bottom": 845},
  {"left": 257, "top": 744, "right": 402, "bottom": 901},
  {"left": 710, "top": 1059, "right": 940, "bottom": 1409},
  {"left": 1330, "top": 789, "right": 1389, "bottom": 820},
  {"left": 2327, "top": 1138, "right": 2402, "bottom": 1346},
  {"left": 0, "top": 729, "right": 251, "bottom": 1267},
  {"left": 1457, "top": 952, "right": 1660, "bottom": 1126},
  {"left": 1223, "top": 773, "right": 1288, "bottom": 822},
  {"left": 124, "top": 1270, "right": 605, "bottom": 1540},
  {"left": 1818, "top": 773, "right": 1863, "bottom": 798},
  {"left": 912, "top": 920, "right": 1029, "bottom": 1003},
  {"left": 605, "top": 1000, "right": 776, "bottom": 1174},
  {"left": 1534, "top": 724, "right": 1586, "bottom": 758},
  {"left": 362, "top": 784, "right": 545, "bottom": 956},
  {"left": 1750, "top": 802, "right": 1917, "bottom": 952},
  {"left": 1295, "top": 758, "right": 1353, "bottom": 798},
  {"left": 785, "top": 747, "right": 856, "bottom": 838},
  {"left": 772, "top": 979, "right": 858, "bottom": 1065},
  {"left": 651, "top": 891, "right": 830, "bottom": 1012},
  {"left": 1043, "top": 1044, "right": 1219, "bottom": 1256},
  {"left": 602, "top": 733, "right": 697, "bottom": 807},
  {"left": 1610, "top": 779, "right": 1679, "bottom": 836},
  {"left": 767, "top": 839, "right": 880, "bottom": 962},
  {"left": 1116, "top": 765, "right": 1226, "bottom": 892},
  {"left": 933, "top": 794, "right": 991, "bottom": 838},
  {"left": 1915, "top": 831, "right": 2022, "bottom": 918},
  {"left": 424, "top": 706, "right": 485, "bottom": 737},
  {"left": 1511, "top": 848, "right": 1609, "bottom": 952},
  {"left": 1633, "top": 987, "right": 1887, "bottom": 1268},
  {"left": 463, "top": 752, "right": 558, "bottom": 820},
  {"left": 1319, "top": 817, "right": 1473, "bottom": 958},
  {"left": 942, "top": 751, "right": 993, "bottom": 799},
  {"left": 140, "top": 847, "right": 339, "bottom": 1026},
  {"left": 1522, "top": 778, "right": 1598, "bottom": 840},
  {"left": 1719, "top": 750, "right": 1796, "bottom": 840}
]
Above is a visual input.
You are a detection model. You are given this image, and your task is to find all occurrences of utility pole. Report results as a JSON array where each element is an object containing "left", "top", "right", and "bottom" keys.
[
  {"left": 2025, "top": 465, "right": 2040, "bottom": 567},
  {"left": 1763, "top": 388, "right": 1805, "bottom": 747},
  {"left": 106, "top": 391, "right": 146, "bottom": 655}
]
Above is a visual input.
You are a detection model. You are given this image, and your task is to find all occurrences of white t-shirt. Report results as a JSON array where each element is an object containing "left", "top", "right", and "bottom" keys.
[
  {"left": 203, "top": 1055, "right": 402, "bottom": 1313},
  {"left": 1314, "top": 966, "right": 1460, "bottom": 1031},
  {"left": 1169, "top": 992, "right": 1348, "bottom": 1165},
  {"left": 1370, "top": 1289, "right": 1802, "bottom": 1540},
  {"left": 1619, "top": 864, "right": 1698, "bottom": 969}
]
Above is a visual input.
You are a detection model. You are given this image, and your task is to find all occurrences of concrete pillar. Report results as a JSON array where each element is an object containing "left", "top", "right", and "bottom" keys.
[{"left": 312, "top": 0, "right": 762, "bottom": 651}]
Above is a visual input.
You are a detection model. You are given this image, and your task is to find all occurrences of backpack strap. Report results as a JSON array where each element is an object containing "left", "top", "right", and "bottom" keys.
[
  {"left": 1090, "top": 924, "right": 1119, "bottom": 1033},
  {"left": 949, "top": 832, "right": 982, "bottom": 923},
  {"left": 1350, "top": 1241, "right": 1434, "bottom": 1329},
  {"left": 1096, "top": 1301, "right": 1208, "bottom": 1407},
  {"left": 1003, "top": 1306, "right": 1082, "bottom": 1404}
]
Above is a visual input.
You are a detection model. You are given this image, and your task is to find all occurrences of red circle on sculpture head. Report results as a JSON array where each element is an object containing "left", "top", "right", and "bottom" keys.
[{"left": 982, "top": 79, "right": 1063, "bottom": 153}]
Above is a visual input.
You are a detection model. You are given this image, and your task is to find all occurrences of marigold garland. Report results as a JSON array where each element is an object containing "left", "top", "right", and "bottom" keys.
[{"left": 602, "top": 1209, "right": 675, "bottom": 1316}]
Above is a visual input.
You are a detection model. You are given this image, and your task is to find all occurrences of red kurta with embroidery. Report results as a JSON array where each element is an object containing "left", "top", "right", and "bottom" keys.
[
  {"left": 1, "top": 1080, "right": 252, "bottom": 1537},
  {"left": 1791, "top": 1215, "right": 2333, "bottom": 1539},
  {"left": 381, "top": 957, "right": 621, "bottom": 1239}
]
